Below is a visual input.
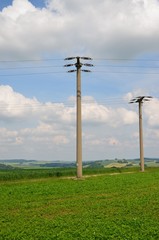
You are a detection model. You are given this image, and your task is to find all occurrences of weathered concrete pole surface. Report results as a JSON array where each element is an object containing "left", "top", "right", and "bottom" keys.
[
  {"left": 139, "top": 101, "right": 144, "bottom": 172},
  {"left": 76, "top": 57, "right": 82, "bottom": 178}
]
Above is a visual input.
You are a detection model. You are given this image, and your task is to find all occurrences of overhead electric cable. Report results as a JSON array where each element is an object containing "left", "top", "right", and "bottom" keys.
[
  {"left": 1, "top": 57, "right": 159, "bottom": 63},
  {"left": 94, "top": 58, "right": 159, "bottom": 62},
  {"left": 93, "top": 71, "right": 159, "bottom": 74},
  {"left": 0, "top": 71, "right": 66, "bottom": 77},
  {"left": 95, "top": 65, "right": 159, "bottom": 69},
  {"left": 0, "top": 58, "right": 63, "bottom": 63},
  {"left": 0, "top": 65, "right": 63, "bottom": 70}
]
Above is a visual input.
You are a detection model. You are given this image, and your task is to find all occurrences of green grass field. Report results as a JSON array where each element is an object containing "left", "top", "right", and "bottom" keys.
[
  {"left": 0, "top": 167, "right": 135, "bottom": 181},
  {"left": 1, "top": 168, "right": 159, "bottom": 239}
]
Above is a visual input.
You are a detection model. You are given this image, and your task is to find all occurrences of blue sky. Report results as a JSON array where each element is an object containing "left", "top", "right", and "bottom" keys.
[
  {"left": 0, "top": 0, "right": 159, "bottom": 161},
  {"left": 0, "top": 0, "right": 46, "bottom": 10}
]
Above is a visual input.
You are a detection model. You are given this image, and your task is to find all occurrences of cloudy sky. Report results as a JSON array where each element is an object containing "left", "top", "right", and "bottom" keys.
[{"left": 0, "top": 0, "right": 159, "bottom": 161}]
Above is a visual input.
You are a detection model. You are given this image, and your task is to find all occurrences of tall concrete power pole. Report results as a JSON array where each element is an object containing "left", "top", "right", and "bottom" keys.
[
  {"left": 129, "top": 96, "right": 152, "bottom": 172},
  {"left": 64, "top": 57, "right": 93, "bottom": 178}
]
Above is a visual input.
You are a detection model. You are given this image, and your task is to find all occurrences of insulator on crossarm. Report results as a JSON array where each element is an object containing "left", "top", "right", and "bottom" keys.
[
  {"left": 68, "top": 70, "right": 76, "bottom": 73},
  {"left": 64, "top": 57, "right": 76, "bottom": 60}
]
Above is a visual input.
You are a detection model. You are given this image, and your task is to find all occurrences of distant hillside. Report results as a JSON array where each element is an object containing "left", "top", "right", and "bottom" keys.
[
  {"left": 0, "top": 158, "right": 159, "bottom": 169},
  {"left": 0, "top": 159, "right": 37, "bottom": 164},
  {"left": 134, "top": 158, "right": 159, "bottom": 161},
  {"left": 40, "top": 162, "right": 76, "bottom": 168},
  {"left": 0, "top": 163, "right": 15, "bottom": 170},
  {"left": 145, "top": 157, "right": 159, "bottom": 161}
]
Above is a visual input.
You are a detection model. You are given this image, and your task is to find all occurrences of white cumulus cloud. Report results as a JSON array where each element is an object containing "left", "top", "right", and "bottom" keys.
[
  {"left": 1, "top": 0, "right": 159, "bottom": 59},
  {"left": 144, "top": 98, "right": 159, "bottom": 127},
  {"left": 0, "top": 85, "right": 142, "bottom": 160}
]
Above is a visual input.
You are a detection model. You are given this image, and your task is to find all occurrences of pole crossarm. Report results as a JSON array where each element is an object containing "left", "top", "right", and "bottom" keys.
[
  {"left": 64, "top": 56, "right": 93, "bottom": 73},
  {"left": 129, "top": 96, "right": 152, "bottom": 104},
  {"left": 64, "top": 56, "right": 93, "bottom": 178}
]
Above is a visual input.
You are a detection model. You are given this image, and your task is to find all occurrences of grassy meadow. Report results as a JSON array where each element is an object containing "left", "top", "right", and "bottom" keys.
[{"left": 1, "top": 168, "right": 159, "bottom": 239}]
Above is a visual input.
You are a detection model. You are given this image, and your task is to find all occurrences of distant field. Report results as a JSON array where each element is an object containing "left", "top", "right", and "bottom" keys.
[
  {"left": 1, "top": 168, "right": 159, "bottom": 239},
  {"left": 1, "top": 158, "right": 159, "bottom": 170},
  {"left": 0, "top": 167, "right": 137, "bottom": 181}
]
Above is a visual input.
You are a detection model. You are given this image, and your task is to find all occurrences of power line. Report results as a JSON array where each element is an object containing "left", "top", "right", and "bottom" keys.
[
  {"left": 0, "top": 96, "right": 157, "bottom": 109},
  {"left": 93, "top": 70, "right": 159, "bottom": 74},
  {"left": 1, "top": 64, "right": 159, "bottom": 71},
  {"left": 1, "top": 70, "right": 159, "bottom": 77},
  {"left": 0, "top": 71, "right": 65, "bottom": 77},
  {"left": 0, "top": 57, "right": 159, "bottom": 77},
  {"left": 0, "top": 58, "right": 63, "bottom": 63},
  {"left": 0, "top": 57, "right": 159, "bottom": 63},
  {"left": 0, "top": 65, "right": 63, "bottom": 70},
  {"left": 94, "top": 58, "right": 159, "bottom": 62},
  {"left": 95, "top": 65, "right": 159, "bottom": 69}
]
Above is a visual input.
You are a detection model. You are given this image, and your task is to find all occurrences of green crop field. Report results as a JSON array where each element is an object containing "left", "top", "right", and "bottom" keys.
[{"left": 1, "top": 168, "right": 159, "bottom": 239}]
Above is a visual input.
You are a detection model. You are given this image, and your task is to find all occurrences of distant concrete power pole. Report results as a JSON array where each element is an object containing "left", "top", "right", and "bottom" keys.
[
  {"left": 64, "top": 57, "right": 93, "bottom": 178},
  {"left": 129, "top": 96, "right": 152, "bottom": 172}
]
